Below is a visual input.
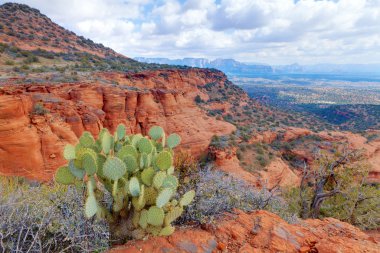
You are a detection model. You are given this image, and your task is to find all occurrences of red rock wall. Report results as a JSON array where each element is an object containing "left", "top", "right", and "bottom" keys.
[{"left": 0, "top": 69, "right": 235, "bottom": 181}]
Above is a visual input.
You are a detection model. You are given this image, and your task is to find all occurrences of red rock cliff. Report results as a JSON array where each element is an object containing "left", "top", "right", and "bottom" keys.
[{"left": 0, "top": 69, "right": 235, "bottom": 181}]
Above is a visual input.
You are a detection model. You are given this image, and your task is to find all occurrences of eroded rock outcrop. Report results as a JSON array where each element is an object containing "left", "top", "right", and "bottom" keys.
[
  {"left": 110, "top": 209, "right": 380, "bottom": 253},
  {"left": 0, "top": 69, "right": 235, "bottom": 180}
]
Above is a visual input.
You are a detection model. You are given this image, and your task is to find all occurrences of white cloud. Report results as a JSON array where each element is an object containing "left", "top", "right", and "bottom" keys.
[{"left": 5, "top": 0, "right": 380, "bottom": 64}]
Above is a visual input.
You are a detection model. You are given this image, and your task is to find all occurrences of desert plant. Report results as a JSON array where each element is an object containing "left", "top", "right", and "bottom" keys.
[
  {"left": 32, "top": 102, "right": 49, "bottom": 115},
  {"left": 194, "top": 95, "right": 204, "bottom": 104},
  {"left": 285, "top": 149, "right": 380, "bottom": 229},
  {"left": 177, "top": 166, "right": 298, "bottom": 225},
  {"left": 0, "top": 177, "right": 109, "bottom": 252},
  {"left": 54, "top": 125, "right": 194, "bottom": 243}
]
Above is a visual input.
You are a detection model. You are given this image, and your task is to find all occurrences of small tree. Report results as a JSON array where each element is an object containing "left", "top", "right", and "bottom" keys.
[
  {"left": 287, "top": 148, "right": 380, "bottom": 229},
  {"left": 55, "top": 125, "right": 195, "bottom": 244},
  {"left": 194, "top": 95, "right": 203, "bottom": 103}
]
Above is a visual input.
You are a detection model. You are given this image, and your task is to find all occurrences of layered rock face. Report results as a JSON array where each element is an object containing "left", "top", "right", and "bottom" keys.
[
  {"left": 0, "top": 69, "right": 235, "bottom": 180},
  {"left": 110, "top": 209, "right": 380, "bottom": 253}
]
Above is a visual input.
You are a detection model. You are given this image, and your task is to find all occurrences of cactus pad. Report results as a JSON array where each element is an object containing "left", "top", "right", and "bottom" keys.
[
  {"left": 55, "top": 166, "right": 75, "bottom": 185},
  {"left": 129, "top": 177, "right": 140, "bottom": 197},
  {"left": 103, "top": 157, "right": 126, "bottom": 181},
  {"left": 68, "top": 160, "right": 85, "bottom": 179},
  {"left": 156, "top": 188, "right": 173, "bottom": 208},
  {"left": 147, "top": 206, "right": 164, "bottom": 226},
  {"left": 138, "top": 185, "right": 145, "bottom": 206},
  {"left": 132, "top": 197, "right": 145, "bottom": 211},
  {"left": 155, "top": 151, "right": 173, "bottom": 171},
  {"left": 116, "top": 124, "right": 126, "bottom": 141},
  {"left": 140, "top": 153, "right": 152, "bottom": 169},
  {"left": 164, "top": 206, "right": 183, "bottom": 226},
  {"left": 85, "top": 195, "right": 98, "bottom": 218},
  {"left": 96, "top": 155, "right": 106, "bottom": 177},
  {"left": 137, "top": 137, "right": 153, "bottom": 154},
  {"left": 79, "top": 132, "right": 95, "bottom": 147},
  {"left": 138, "top": 209, "right": 149, "bottom": 229},
  {"left": 131, "top": 134, "right": 143, "bottom": 147},
  {"left": 148, "top": 126, "right": 164, "bottom": 140},
  {"left": 153, "top": 171, "right": 166, "bottom": 189},
  {"left": 162, "top": 175, "right": 178, "bottom": 189},
  {"left": 144, "top": 187, "right": 158, "bottom": 205},
  {"left": 132, "top": 210, "right": 140, "bottom": 228},
  {"left": 113, "top": 191, "right": 124, "bottom": 212},
  {"left": 124, "top": 155, "right": 138, "bottom": 173},
  {"left": 146, "top": 225, "right": 161, "bottom": 236},
  {"left": 82, "top": 153, "right": 97, "bottom": 175},
  {"left": 117, "top": 145, "right": 138, "bottom": 159},
  {"left": 101, "top": 131, "right": 113, "bottom": 154},
  {"left": 167, "top": 166, "right": 175, "bottom": 175},
  {"left": 167, "top": 133, "right": 181, "bottom": 149},
  {"left": 63, "top": 144, "right": 76, "bottom": 160},
  {"left": 159, "top": 225, "right": 175, "bottom": 236},
  {"left": 141, "top": 167, "right": 155, "bottom": 186},
  {"left": 180, "top": 190, "right": 195, "bottom": 207}
]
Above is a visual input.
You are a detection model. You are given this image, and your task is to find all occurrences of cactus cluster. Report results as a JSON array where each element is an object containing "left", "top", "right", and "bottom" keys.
[{"left": 55, "top": 125, "right": 195, "bottom": 239}]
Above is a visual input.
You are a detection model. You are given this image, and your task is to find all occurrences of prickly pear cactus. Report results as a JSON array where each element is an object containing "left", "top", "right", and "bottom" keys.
[{"left": 55, "top": 125, "right": 195, "bottom": 240}]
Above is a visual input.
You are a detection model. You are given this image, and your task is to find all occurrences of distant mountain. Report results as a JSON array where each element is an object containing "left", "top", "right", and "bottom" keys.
[
  {"left": 274, "top": 63, "right": 380, "bottom": 74},
  {"left": 135, "top": 57, "right": 273, "bottom": 74},
  {"left": 136, "top": 57, "right": 380, "bottom": 75}
]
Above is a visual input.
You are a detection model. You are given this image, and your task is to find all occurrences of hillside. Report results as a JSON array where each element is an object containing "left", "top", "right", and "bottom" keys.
[
  {"left": 0, "top": 3, "right": 379, "bottom": 252},
  {"left": 0, "top": 3, "right": 118, "bottom": 57}
]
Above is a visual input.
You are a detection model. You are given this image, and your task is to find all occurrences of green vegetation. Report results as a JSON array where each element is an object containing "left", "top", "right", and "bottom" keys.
[
  {"left": 55, "top": 125, "right": 194, "bottom": 243},
  {"left": 177, "top": 167, "right": 298, "bottom": 225},
  {"left": 0, "top": 43, "right": 188, "bottom": 77},
  {"left": 285, "top": 150, "right": 380, "bottom": 230},
  {"left": 239, "top": 79, "right": 380, "bottom": 132},
  {"left": 194, "top": 95, "right": 204, "bottom": 103},
  {"left": 0, "top": 177, "right": 109, "bottom": 252},
  {"left": 32, "top": 102, "right": 49, "bottom": 115}
]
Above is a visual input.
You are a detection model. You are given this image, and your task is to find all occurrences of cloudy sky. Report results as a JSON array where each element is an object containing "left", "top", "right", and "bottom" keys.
[{"left": 8, "top": 0, "right": 380, "bottom": 64}]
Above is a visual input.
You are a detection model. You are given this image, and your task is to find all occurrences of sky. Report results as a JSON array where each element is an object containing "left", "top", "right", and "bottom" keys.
[{"left": 6, "top": 0, "right": 380, "bottom": 64}]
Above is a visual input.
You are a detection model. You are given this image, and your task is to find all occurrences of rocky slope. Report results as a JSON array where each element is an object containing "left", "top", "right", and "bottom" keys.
[
  {"left": 0, "top": 4, "right": 378, "bottom": 252},
  {"left": 110, "top": 209, "right": 380, "bottom": 253},
  {"left": 0, "top": 69, "right": 235, "bottom": 180},
  {"left": 0, "top": 3, "right": 118, "bottom": 57}
]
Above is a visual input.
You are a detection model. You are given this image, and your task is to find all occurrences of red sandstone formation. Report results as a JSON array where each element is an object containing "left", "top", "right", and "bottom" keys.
[
  {"left": 211, "top": 147, "right": 259, "bottom": 186},
  {"left": 210, "top": 147, "right": 300, "bottom": 189},
  {"left": 283, "top": 127, "right": 312, "bottom": 142},
  {"left": 249, "top": 130, "right": 277, "bottom": 144},
  {"left": 259, "top": 158, "right": 301, "bottom": 189},
  {"left": 0, "top": 69, "right": 235, "bottom": 181},
  {"left": 110, "top": 209, "right": 380, "bottom": 253}
]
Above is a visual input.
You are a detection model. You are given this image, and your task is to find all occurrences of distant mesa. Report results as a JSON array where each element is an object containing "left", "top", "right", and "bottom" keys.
[
  {"left": 134, "top": 57, "right": 274, "bottom": 74},
  {"left": 136, "top": 57, "right": 380, "bottom": 75}
]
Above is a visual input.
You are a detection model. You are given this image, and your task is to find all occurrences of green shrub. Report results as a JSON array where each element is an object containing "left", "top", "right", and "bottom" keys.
[
  {"left": 32, "top": 102, "right": 49, "bottom": 115},
  {"left": 285, "top": 152, "right": 380, "bottom": 230},
  {"left": 23, "top": 54, "right": 39, "bottom": 64},
  {"left": 177, "top": 167, "right": 298, "bottom": 225},
  {"left": 5, "top": 60, "right": 14, "bottom": 65},
  {"left": 256, "top": 155, "right": 268, "bottom": 167},
  {"left": 0, "top": 177, "right": 109, "bottom": 252},
  {"left": 55, "top": 125, "right": 194, "bottom": 243},
  {"left": 194, "top": 95, "right": 204, "bottom": 103}
]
